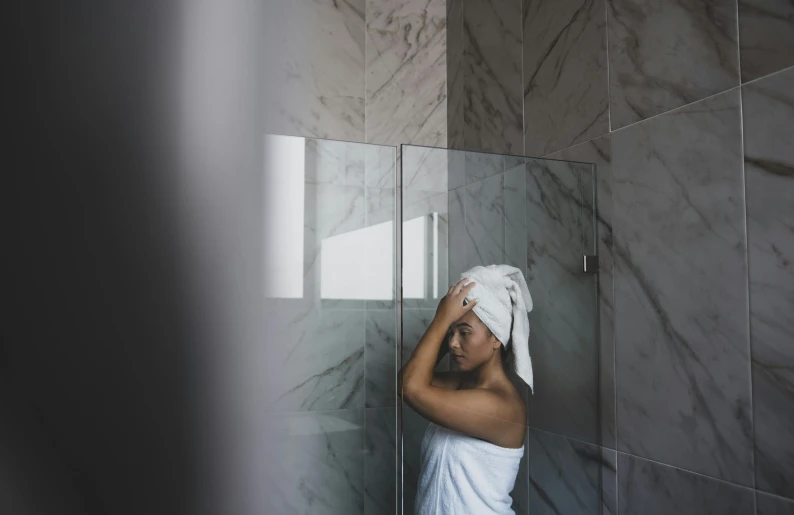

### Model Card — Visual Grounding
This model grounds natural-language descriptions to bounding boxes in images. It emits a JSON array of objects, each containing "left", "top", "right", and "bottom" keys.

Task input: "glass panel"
[
  {"left": 261, "top": 134, "right": 398, "bottom": 514},
  {"left": 400, "top": 145, "right": 599, "bottom": 515}
]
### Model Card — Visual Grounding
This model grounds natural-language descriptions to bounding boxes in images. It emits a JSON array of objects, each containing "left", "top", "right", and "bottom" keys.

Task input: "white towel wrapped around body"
[{"left": 460, "top": 264, "right": 534, "bottom": 392}]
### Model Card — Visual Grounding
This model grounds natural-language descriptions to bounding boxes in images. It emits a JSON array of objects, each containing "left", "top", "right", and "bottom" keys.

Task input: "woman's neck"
[{"left": 459, "top": 355, "right": 506, "bottom": 389}]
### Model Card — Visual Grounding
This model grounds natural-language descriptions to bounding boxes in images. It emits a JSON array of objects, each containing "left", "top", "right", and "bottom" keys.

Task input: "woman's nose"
[{"left": 448, "top": 335, "right": 461, "bottom": 350}]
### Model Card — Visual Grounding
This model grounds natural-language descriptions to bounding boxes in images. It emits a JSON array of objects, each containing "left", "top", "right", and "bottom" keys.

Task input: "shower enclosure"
[{"left": 261, "top": 135, "right": 600, "bottom": 514}]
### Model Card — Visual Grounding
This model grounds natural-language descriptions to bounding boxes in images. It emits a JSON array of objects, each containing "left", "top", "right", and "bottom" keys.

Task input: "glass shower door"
[{"left": 399, "top": 145, "right": 599, "bottom": 515}]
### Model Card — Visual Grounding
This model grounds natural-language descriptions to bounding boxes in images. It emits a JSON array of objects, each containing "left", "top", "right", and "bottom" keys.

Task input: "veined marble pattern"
[
  {"left": 366, "top": 187, "right": 396, "bottom": 227},
  {"left": 463, "top": 0, "right": 524, "bottom": 154},
  {"left": 612, "top": 90, "right": 752, "bottom": 484},
  {"left": 525, "top": 158, "right": 599, "bottom": 445},
  {"left": 366, "top": 143, "right": 397, "bottom": 188},
  {"left": 528, "top": 430, "right": 604, "bottom": 515},
  {"left": 263, "top": 0, "right": 365, "bottom": 141},
  {"left": 464, "top": 150, "right": 504, "bottom": 185},
  {"left": 607, "top": 0, "right": 740, "bottom": 129},
  {"left": 617, "top": 453, "right": 754, "bottom": 515},
  {"left": 366, "top": 310, "right": 397, "bottom": 408},
  {"left": 549, "top": 134, "right": 616, "bottom": 449},
  {"left": 402, "top": 145, "right": 448, "bottom": 192},
  {"left": 447, "top": 0, "right": 465, "bottom": 150},
  {"left": 504, "top": 165, "right": 528, "bottom": 277},
  {"left": 739, "top": 0, "right": 794, "bottom": 82},
  {"left": 756, "top": 492, "right": 794, "bottom": 515},
  {"left": 265, "top": 409, "right": 365, "bottom": 514},
  {"left": 743, "top": 68, "right": 794, "bottom": 498},
  {"left": 364, "top": 407, "right": 397, "bottom": 514},
  {"left": 463, "top": 173, "right": 505, "bottom": 270},
  {"left": 448, "top": 186, "right": 469, "bottom": 282},
  {"left": 402, "top": 309, "right": 448, "bottom": 371},
  {"left": 523, "top": 0, "right": 609, "bottom": 156},
  {"left": 268, "top": 308, "right": 365, "bottom": 411},
  {"left": 365, "top": 0, "right": 447, "bottom": 147},
  {"left": 305, "top": 139, "right": 365, "bottom": 186}
]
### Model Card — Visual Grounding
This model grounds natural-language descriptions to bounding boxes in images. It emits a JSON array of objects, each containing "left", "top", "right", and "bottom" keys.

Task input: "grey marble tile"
[
  {"left": 366, "top": 310, "right": 397, "bottom": 408},
  {"left": 525, "top": 159, "right": 599, "bottom": 444},
  {"left": 756, "top": 492, "right": 794, "bottom": 515},
  {"left": 617, "top": 453, "right": 754, "bottom": 515},
  {"left": 602, "top": 448, "right": 617, "bottom": 515},
  {"left": 401, "top": 145, "right": 448, "bottom": 192},
  {"left": 463, "top": 173, "right": 505, "bottom": 269},
  {"left": 402, "top": 405, "right": 431, "bottom": 515},
  {"left": 265, "top": 409, "right": 365, "bottom": 514},
  {"left": 365, "top": 187, "right": 395, "bottom": 227},
  {"left": 607, "top": 0, "right": 740, "bottom": 129},
  {"left": 612, "top": 90, "right": 752, "bottom": 484},
  {"left": 268, "top": 308, "right": 366, "bottom": 411},
  {"left": 504, "top": 165, "right": 528, "bottom": 278},
  {"left": 364, "top": 407, "right": 397, "bottom": 514},
  {"left": 263, "top": 0, "right": 365, "bottom": 141},
  {"left": 743, "top": 68, "right": 794, "bottom": 498},
  {"left": 448, "top": 186, "right": 469, "bottom": 282},
  {"left": 305, "top": 139, "right": 364, "bottom": 186},
  {"left": 365, "top": 0, "right": 447, "bottom": 147},
  {"left": 366, "top": 143, "right": 397, "bottom": 188},
  {"left": 463, "top": 0, "right": 524, "bottom": 154},
  {"left": 402, "top": 309, "right": 448, "bottom": 371},
  {"left": 739, "top": 0, "right": 794, "bottom": 82},
  {"left": 551, "top": 135, "right": 616, "bottom": 450},
  {"left": 528, "top": 430, "right": 603, "bottom": 515},
  {"left": 523, "top": 0, "right": 609, "bottom": 156},
  {"left": 464, "top": 150, "right": 504, "bottom": 185},
  {"left": 447, "top": 0, "right": 465, "bottom": 150}
]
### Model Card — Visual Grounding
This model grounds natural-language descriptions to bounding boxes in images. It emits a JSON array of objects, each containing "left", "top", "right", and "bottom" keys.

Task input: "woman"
[{"left": 399, "top": 264, "right": 534, "bottom": 515}]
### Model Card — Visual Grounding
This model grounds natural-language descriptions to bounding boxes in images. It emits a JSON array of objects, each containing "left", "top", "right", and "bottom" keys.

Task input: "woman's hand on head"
[{"left": 435, "top": 279, "right": 477, "bottom": 327}]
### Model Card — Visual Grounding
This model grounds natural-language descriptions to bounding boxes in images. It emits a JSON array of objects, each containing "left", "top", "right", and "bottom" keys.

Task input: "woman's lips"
[{"left": 451, "top": 354, "right": 464, "bottom": 361}]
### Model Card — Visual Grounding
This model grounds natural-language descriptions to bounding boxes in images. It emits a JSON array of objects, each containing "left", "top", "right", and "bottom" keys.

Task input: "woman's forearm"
[{"left": 401, "top": 317, "right": 450, "bottom": 392}]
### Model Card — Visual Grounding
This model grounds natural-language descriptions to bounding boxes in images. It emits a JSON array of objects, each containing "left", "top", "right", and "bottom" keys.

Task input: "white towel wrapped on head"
[{"left": 460, "top": 264, "right": 534, "bottom": 392}]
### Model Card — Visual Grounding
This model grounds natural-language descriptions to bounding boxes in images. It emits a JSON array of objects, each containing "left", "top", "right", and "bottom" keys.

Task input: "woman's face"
[{"left": 447, "top": 310, "right": 501, "bottom": 371}]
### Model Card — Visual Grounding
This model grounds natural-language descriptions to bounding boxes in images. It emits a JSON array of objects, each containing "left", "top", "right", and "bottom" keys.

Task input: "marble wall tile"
[
  {"left": 525, "top": 159, "right": 599, "bottom": 444},
  {"left": 268, "top": 308, "right": 366, "bottom": 411},
  {"left": 366, "top": 310, "right": 397, "bottom": 408},
  {"left": 756, "top": 493, "right": 794, "bottom": 515},
  {"left": 447, "top": 0, "right": 465, "bottom": 150},
  {"left": 743, "top": 68, "right": 794, "bottom": 498},
  {"left": 738, "top": 0, "right": 794, "bottom": 82},
  {"left": 463, "top": 173, "right": 505, "bottom": 269},
  {"left": 504, "top": 165, "right": 528, "bottom": 277},
  {"left": 265, "top": 409, "right": 365, "bottom": 514},
  {"left": 365, "top": 0, "right": 447, "bottom": 147},
  {"left": 448, "top": 186, "right": 469, "bottom": 282},
  {"left": 366, "top": 143, "right": 397, "bottom": 188},
  {"left": 612, "top": 90, "right": 752, "bottom": 484},
  {"left": 617, "top": 453, "right": 754, "bottom": 515},
  {"left": 364, "top": 407, "right": 397, "bottom": 514},
  {"left": 366, "top": 187, "right": 396, "bottom": 227},
  {"left": 263, "top": 0, "right": 365, "bottom": 141},
  {"left": 607, "top": 0, "right": 740, "bottom": 129},
  {"left": 602, "top": 448, "right": 617, "bottom": 515},
  {"left": 402, "top": 309, "right": 448, "bottom": 370},
  {"left": 305, "top": 139, "right": 365, "bottom": 186},
  {"left": 550, "top": 135, "right": 616, "bottom": 449},
  {"left": 463, "top": 0, "right": 524, "bottom": 154},
  {"left": 523, "top": 0, "right": 609, "bottom": 156},
  {"left": 528, "top": 429, "right": 603, "bottom": 515},
  {"left": 402, "top": 145, "right": 448, "bottom": 192},
  {"left": 464, "top": 151, "right": 505, "bottom": 185}
]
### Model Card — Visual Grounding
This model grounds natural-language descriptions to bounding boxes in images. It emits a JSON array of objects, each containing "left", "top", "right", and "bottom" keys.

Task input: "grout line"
[
  {"left": 737, "top": 51, "right": 757, "bottom": 492},
  {"left": 521, "top": 0, "right": 526, "bottom": 158}
]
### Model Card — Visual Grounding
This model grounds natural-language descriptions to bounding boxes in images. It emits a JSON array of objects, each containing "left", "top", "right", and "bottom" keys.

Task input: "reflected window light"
[
  {"left": 263, "top": 134, "right": 304, "bottom": 299},
  {"left": 403, "top": 215, "right": 428, "bottom": 299},
  {"left": 321, "top": 221, "right": 394, "bottom": 300}
]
